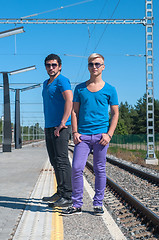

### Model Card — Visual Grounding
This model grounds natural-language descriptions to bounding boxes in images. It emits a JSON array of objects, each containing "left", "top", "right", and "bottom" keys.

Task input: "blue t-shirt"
[
  {"left": 42, "top": 74, "right": 72, "bottom": 128},
  {"left": 73, "top": 81, "right": 118, "bottom": 135}
]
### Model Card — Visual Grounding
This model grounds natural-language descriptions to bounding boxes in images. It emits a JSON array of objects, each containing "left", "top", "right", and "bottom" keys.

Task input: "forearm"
[
  {"left": 71, "top": 110, "right": 78, "bottom": 133},
  {"left": 107, "top": 106, "right": 119, "bottom": 138},
  {"left": 71, "top": 106, "right": 82, "bottom": 144},
  {"left": 61, "top": 100, "right": 73, "bottom": 125}
]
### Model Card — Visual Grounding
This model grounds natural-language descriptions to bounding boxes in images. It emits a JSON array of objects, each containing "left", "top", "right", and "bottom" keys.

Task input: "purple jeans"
[{"left": 72, "top": 134, "right": 109, "bottom": 208}]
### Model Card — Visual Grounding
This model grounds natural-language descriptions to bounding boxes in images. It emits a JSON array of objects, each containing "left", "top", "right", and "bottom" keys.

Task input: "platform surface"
[{"left": 0, "top": 142, "right": 126, "bottom": 240}]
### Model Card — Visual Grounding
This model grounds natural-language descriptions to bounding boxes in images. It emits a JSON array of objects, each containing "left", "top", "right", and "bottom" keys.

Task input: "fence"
[
  {"left": 1, "top": 121, "right": 159, "bottom": 153},
  {"left": 21, "top": 125, "right": 45, "bottom": 142},
  {"left": 0, "top": 123, "right": 45, "bottom": 146},
  {"left": 110, "top": 134, "right": 159, "bottom": 152}
]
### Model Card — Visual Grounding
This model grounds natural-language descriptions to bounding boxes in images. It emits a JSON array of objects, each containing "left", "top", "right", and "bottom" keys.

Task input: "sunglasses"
[
  {"left": 88, "top": 62, "right": 104, "bottom": 68},
  {"left": 45, "top": 63, "right": 58, "bottom": 68}
]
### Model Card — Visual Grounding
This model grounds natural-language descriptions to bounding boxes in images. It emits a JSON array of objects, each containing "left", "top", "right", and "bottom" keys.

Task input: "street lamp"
[
  {"left": 9, "top": 66, "right": 36, "bottom": 75},
  {"left": 0, "top": 27, "right": 24, "bottom": 38},
  {"left": 20, "top": 83, "right": 41, "bottom": 92},
  {"left": 0, "top": 66, "right": 36, "bottom": 152}
]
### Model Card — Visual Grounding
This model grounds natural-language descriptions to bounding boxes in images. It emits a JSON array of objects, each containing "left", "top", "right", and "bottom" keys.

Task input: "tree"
[
  {"left": 132, "top": 94, "right": 147, "bottom": 134},
  {"left": 119, "top": 101, "right": 135, "bottom": 134},
  {"left": 114, "top": 94, "right": 159, "bottom": 135},
  {"left": 116, "top": 101, "right": 137, "bottom": 135},
  {"left": 154, "top": 99, "right": 159, "bottom": 133},
  {"left": 114, "top": 117, "right": 128, "bottom": 135},
  {"left": 0, "top": 118, "right": 2, "bottom": 134}
]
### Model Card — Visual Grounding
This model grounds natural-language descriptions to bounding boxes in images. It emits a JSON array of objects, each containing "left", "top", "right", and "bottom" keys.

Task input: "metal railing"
[{"left": 0, "top": 124, "right": 45, "bottom": 145}]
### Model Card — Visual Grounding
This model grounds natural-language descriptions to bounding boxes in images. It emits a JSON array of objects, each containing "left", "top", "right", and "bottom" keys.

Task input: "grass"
[{"left": 107, "top": 146, "right": 159, "bottom": 171}]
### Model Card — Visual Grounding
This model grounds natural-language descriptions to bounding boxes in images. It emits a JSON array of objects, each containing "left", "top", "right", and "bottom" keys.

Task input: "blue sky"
[{"left": 0, "top": 0, "right": 159, "bottom": 127}]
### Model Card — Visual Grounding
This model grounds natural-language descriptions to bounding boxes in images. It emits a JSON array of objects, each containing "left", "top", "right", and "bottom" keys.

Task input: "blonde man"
[{"left": 63, "top": 53, "right": 119, "bottom": 215}]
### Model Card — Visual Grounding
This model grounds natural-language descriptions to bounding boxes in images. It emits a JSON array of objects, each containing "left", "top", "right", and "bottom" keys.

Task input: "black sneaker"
[
  {"left": 94, "top": 206, "right": 104, "bottom": 215},
  {"left": 42, "top": 193, "right": 60, "bottom": 202},
  {"left": 48, "top": 197, "right": 72, "bottom": 208},
  {"left": 61, "top": 206, "right": 82, "bottom": 215}
]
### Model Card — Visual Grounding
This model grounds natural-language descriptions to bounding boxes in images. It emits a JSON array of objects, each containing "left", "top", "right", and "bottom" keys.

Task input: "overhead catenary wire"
[
  {"left": 64, "top": 54, "right": 87, "bottom": 58},
  {"left": 21, "top": 0, "right": 93, "bottom": 19},
  {"left": 77, "top": 0, "right": 121, "bottom": 83},
  {"left": 94, "top": 0, "right": 121, "bottom": 51},
  {"left": 75, "top": 0, "right": 110, "bottom": 82}
]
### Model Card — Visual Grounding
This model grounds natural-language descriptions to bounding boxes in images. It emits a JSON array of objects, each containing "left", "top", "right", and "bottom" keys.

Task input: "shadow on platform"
[{"left": 0, "top": 196, "right": 52, "bottom": 212}]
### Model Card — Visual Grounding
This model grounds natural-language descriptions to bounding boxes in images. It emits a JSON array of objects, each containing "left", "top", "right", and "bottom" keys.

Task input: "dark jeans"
[{"left": 45, "top": 126, "right": 72, "bottom": 199}]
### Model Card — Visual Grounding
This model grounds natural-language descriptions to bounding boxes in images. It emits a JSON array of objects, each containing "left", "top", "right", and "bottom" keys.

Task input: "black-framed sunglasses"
[
  {"left": 45, "top": 63, "right": 58, "bottom": 68},
  {"left": 88, "top": 62, "right": 104, "bottom": 68}
]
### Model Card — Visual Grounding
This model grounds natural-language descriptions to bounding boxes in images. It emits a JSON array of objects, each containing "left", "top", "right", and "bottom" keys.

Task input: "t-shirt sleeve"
[
  {"left": 109, "top": 87, "right": 119, "bottom": 105},
  {"left": 73, "top": 85, "right": 80, "bottom": 102},
  {"left": 58, "top": 77, "right": 72, "bottom": 93}
]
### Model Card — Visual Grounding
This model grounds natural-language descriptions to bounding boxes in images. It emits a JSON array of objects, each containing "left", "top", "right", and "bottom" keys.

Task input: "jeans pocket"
[
  {"left": 98, "top": 133, "right": 103, "bottom": 141},
  {"left": 79, "top": 134, "right": 90, "bottom": 142},
  {"left": 79, "top": 135, "right": 83, "bottom": 141}
]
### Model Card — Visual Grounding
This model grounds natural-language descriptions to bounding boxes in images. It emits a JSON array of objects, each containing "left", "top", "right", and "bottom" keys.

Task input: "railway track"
[{"left": 68, "top": 144, "right": 159, "bottom": 240}]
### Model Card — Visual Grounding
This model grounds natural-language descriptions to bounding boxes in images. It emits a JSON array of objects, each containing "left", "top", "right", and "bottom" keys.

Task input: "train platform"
[{"left": 0, "top": 141, "right": 126, "bottom": 240}]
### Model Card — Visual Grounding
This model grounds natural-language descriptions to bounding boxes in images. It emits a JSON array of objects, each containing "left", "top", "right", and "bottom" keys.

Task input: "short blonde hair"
[{"left": 88, "top": 53, "right": 104, "bottom": 63}]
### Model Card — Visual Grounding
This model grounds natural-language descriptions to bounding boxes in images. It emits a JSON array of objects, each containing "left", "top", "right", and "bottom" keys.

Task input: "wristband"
[
  {"left": 72, "top": 131, "right": 78, "bottom": 135},
  {"left": 107, "top": 133, "right": 112, "bottom": 139}
]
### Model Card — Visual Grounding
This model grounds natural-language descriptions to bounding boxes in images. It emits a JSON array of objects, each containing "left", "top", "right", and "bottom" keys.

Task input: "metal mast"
[{"left": 145, "top": 0, "right": 157, "bottom": 163}]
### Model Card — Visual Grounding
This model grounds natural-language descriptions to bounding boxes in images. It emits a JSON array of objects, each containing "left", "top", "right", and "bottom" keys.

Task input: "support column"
[
  {"left": 145, "top": 0, "right": 158, "bottom": 164},
  {"left": 3, "top": 73, "right": 12, "bottom": 152},
  {"left": 14, "top": 89, "right": 22, "bottom": 149}
]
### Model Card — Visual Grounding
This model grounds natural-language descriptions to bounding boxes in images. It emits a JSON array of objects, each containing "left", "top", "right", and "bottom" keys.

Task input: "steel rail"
[
  {"left": 68, "top": 146, "right": 159, "bottom": 229},
  {"left": 106, "top": 176, "right": 159, "bottom": 228},
  {"left": 86, "top": 160, "right": 159, "bottom": 230},
  {"left": 69, "top": 144, "right": 159, "bottom": 184},
  {"left": 107, "top": 157, "right": 159, "bottom": 184}
]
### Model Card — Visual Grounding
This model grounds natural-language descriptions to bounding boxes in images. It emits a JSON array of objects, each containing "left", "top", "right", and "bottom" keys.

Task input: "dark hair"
[{"left": 44, "top": 54, "right": 62, "bottom": 66}]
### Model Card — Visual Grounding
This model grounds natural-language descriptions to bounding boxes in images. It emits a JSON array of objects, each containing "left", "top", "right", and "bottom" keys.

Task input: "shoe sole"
[
  {"left": 61, "top": 211, "right": 82, "bottom": 215},
  {"left": 47, "top": 199, "right": 60, "bottom": 203},
  {"left": 94, "top": 212, "right": 104, "bottom": 216},
  {"left": 43, "top": 199, "right": 59, "bottom": 202}
]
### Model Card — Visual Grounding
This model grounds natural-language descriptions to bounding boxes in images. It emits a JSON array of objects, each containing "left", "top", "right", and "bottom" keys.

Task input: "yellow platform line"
[{"left": 51, "top": 174, "right": 64, "bottom": 240}]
